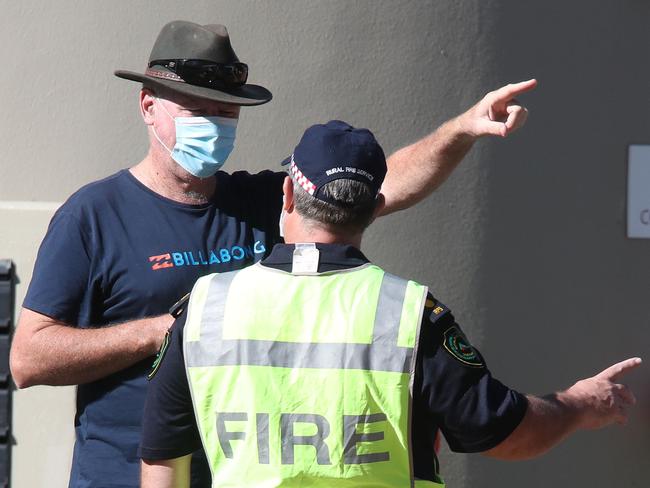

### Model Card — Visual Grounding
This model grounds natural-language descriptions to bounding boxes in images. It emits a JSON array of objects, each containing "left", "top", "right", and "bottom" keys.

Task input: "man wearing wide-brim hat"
[{"left": 10, "top": 20, "right": 535, "bottom": 488}]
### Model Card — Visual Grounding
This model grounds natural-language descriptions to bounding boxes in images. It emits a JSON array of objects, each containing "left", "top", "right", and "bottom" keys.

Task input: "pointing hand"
[
  {"left": 562, "top": 357, "right": 642, "bottom": 430},
  {"left": 460, "top": 79, "right": 537, "bottom": 138}
]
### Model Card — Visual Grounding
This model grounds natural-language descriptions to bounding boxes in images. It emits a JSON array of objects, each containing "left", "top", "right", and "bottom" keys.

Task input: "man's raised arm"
[{"left": 380, "top": 79, "right": 537, "bottom": 215}]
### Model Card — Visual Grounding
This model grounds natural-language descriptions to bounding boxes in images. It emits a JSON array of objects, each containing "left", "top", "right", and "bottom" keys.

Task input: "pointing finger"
[
  {"left": 597, "top": 357, "right": 642, "bottom": 381},
  {"left": 491, "top": 79, "right": 538, "bottom": 103}
]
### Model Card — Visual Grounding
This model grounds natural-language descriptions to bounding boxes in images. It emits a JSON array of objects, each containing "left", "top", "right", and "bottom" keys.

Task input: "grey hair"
[{"left": 292, "top": 178, "right": 379, "bottom": 233}]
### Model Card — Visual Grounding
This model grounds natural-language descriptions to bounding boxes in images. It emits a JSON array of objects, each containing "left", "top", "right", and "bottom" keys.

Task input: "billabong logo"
[
  {"left": 148, "top": 241, "right": 266, "bottom": 271},
  {"left": 149, "top": 254, "right": 174, "bottom": 270}
]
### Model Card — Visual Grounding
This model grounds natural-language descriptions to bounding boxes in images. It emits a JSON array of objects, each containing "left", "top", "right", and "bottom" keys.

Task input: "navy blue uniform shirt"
[
  {"left": 23, "top": 169, "right": 285, "bottom": 488},
  {"left": 140, "top": 243, "right": 528, "bottom": 482}
]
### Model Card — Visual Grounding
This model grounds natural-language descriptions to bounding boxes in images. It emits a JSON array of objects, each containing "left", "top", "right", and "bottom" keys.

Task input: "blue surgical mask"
[{"left": 153, "top": 99, "right": 238, "bottom": 178}]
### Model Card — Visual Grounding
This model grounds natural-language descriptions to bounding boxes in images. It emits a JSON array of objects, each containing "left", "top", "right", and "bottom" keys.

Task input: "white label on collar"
[{"left": 292, "top": 243, "right": 320, "bottom": 274}]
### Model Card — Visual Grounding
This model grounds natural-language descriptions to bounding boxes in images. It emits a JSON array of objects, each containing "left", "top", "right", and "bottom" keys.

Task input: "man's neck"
[
  {"left": 284, "top": 226, "right": 362, "bottom": 249},
  {"left": 130, "top": 153, "right": 217, "bottom": 205}
]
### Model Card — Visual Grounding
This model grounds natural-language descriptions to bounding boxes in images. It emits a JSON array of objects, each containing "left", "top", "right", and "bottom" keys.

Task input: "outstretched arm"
[
  {"left": 380, "top": 79, "right": 537, "bottom": 215},
  {"left": 484, "top": 357, "right": 642, "bottom": 460}
]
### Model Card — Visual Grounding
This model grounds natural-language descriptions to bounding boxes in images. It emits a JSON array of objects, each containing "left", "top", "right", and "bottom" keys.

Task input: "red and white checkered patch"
[{"left": 289, "top": 156, "right": 316, "bottom": 195}]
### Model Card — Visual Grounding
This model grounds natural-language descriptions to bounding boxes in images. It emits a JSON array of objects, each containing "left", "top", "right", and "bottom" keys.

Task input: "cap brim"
[
  {"left": 280, "top": 155, "right": 292, "bottom": 166},
  {"left": 114, "top": 70, "right": 272, "bottom": 106}
]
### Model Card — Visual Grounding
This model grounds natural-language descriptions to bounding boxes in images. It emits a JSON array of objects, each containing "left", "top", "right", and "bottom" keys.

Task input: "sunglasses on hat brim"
[{"left": 149, "top": 59, "right": 249, "bottom": 88}]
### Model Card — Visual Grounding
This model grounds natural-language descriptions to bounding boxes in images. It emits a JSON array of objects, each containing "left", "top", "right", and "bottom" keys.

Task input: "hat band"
[
  {"left": 289, "top": 158, "right": 316, "bottom": 196},
  {"left": 145, "top": 68, "right": 186, "bottom": 83}
]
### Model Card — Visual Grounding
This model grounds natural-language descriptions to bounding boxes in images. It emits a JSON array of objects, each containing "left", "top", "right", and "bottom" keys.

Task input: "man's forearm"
[
  {"left": 483, "top": 394, "right": 580, "bottom": 460},
  {"left": 380, "top": 80, "right": 536, "bottom": 215},
  {"left": 381, "top": 116, "right": 475, "bottom": 214},
  {"left": 141, "top": 456, "right": 191, "bottom": 488},
  {"left": 484, "top": 357, "right": 640, "bottom": 460},
  {"left": 10, "top": 308, "right": 172, "bottom": 387}
]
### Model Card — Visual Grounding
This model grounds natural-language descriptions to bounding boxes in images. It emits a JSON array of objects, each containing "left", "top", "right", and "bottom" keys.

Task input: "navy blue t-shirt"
[
  {"left": 23, "top": 169, "right": 285, "bottom": 488},
  {"left": 139, "top": 243, "right": 528, "bottom": 483}
]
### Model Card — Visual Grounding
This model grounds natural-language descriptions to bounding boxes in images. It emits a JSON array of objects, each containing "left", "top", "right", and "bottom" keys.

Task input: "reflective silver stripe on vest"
[
  {"left": 199, "top": 270, "right": 238, "bottom": 343},
  {"left": 185, "top": 270, "right": 413, "bottom": 373},
  {"left": 372, "top": 272, "right": 407, "bottom": 346}
]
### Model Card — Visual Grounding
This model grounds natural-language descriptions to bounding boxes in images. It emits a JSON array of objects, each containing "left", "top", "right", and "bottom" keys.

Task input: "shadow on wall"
[{"left": 469, "top": 2, "right": 650, "bottom": 488}]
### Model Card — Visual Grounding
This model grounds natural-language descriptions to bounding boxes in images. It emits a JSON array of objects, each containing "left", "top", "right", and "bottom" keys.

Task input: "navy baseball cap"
[{"left": 281, "top": 120, "right": 387, "bottom": 205}]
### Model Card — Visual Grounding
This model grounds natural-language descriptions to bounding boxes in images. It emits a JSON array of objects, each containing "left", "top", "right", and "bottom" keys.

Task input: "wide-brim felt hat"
[{"left": 115, "top": 21, "right": 272, "bottom": 106}]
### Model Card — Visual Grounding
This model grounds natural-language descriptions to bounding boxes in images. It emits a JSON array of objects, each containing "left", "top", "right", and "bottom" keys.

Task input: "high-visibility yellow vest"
[{"left": 183, "top": 262, "right": 444, "bottom": 487}]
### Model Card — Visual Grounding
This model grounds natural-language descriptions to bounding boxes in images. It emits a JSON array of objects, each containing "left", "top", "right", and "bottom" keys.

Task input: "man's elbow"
[
  {"left": 10, "top": 346, "right": 39, "bottom": 389},
  {"left": 10, "top": 309, "right": 57, "bottom": 388}
]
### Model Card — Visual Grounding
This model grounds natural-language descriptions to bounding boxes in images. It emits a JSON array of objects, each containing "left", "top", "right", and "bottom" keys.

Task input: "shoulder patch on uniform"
[
  {"left": 442, "top": 326, "right": 484, "bottom": 368},
  {"left": 148, "top": 330, "right": 171, "bottom": 380}
]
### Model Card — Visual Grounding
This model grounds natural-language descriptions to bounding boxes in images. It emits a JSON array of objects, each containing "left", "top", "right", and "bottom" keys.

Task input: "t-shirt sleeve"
[
  {"left": 247, "top": 169, "right": 285, "bottom": 210},
  {"left": 22, "top": 210, "right": 97, "bottom": 326},
  {"left": 139, "top": 310, "right": 202, "bottom": 460},
  {"left": 226, "top": 170, "right": 285, "bottom": 234},
  {"left": 414, "top": 294, "right": 528, "bottom": 453}
]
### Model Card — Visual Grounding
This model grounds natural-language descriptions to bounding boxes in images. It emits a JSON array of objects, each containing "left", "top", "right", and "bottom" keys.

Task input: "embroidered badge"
[
  {"left": 443, "top": 326, "right": 483, "bottom": 367},
  {"left": 148, "top": 330, "right": 171, "bottom": 380}
]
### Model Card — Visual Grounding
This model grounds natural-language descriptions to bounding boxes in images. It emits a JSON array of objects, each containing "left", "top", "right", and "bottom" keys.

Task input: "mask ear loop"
[
  {"left": 151, "top": 97, "right": 175, "bottom": 154},
  {"left": 279, "top": 195, "right": 287, "bottom": 238},
  {"left": 155, "top": 97, "right": 175, "bottom": 119}
]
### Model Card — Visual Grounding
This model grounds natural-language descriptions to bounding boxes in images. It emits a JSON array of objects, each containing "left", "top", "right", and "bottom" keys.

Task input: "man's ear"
[
  {"left": 282, "top": 176, "right": 295, "bottom": 211},
  {"left": 140, "top": 88, "right": 156, "bottom": 125}
]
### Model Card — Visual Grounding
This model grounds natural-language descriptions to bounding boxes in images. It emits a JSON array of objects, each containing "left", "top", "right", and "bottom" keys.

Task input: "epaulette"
[
  {"left": 424, "top": 295, "right": 484, "bottom": 368},
  {"left": 423, "top": 295, "right": 450, "bottom": 325}
]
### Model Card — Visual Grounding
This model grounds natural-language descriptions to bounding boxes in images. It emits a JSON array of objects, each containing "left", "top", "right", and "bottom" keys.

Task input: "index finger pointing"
[
  {"left": 597, "top": 357, "right": 643, "bottom": 381},
  {"left": 491, "top": 79, "right": 538, "bottom": 102}
]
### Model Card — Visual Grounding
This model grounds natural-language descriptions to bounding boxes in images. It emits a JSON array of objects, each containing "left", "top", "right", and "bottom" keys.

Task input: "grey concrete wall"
[
  {"left": 0, "top": 203, "right": 75, "bottom": 488},
  {"left": 467, "top": 3, "right": 650, "bottom": 486},
  {"left": 0, "top": 1, "right": 647, "bottom": 487}
]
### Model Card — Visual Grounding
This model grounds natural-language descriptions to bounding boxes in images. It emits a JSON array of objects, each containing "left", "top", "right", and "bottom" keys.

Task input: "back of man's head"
[{"left": 283, "top": 120, "right": 387, "bottom": 235}]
